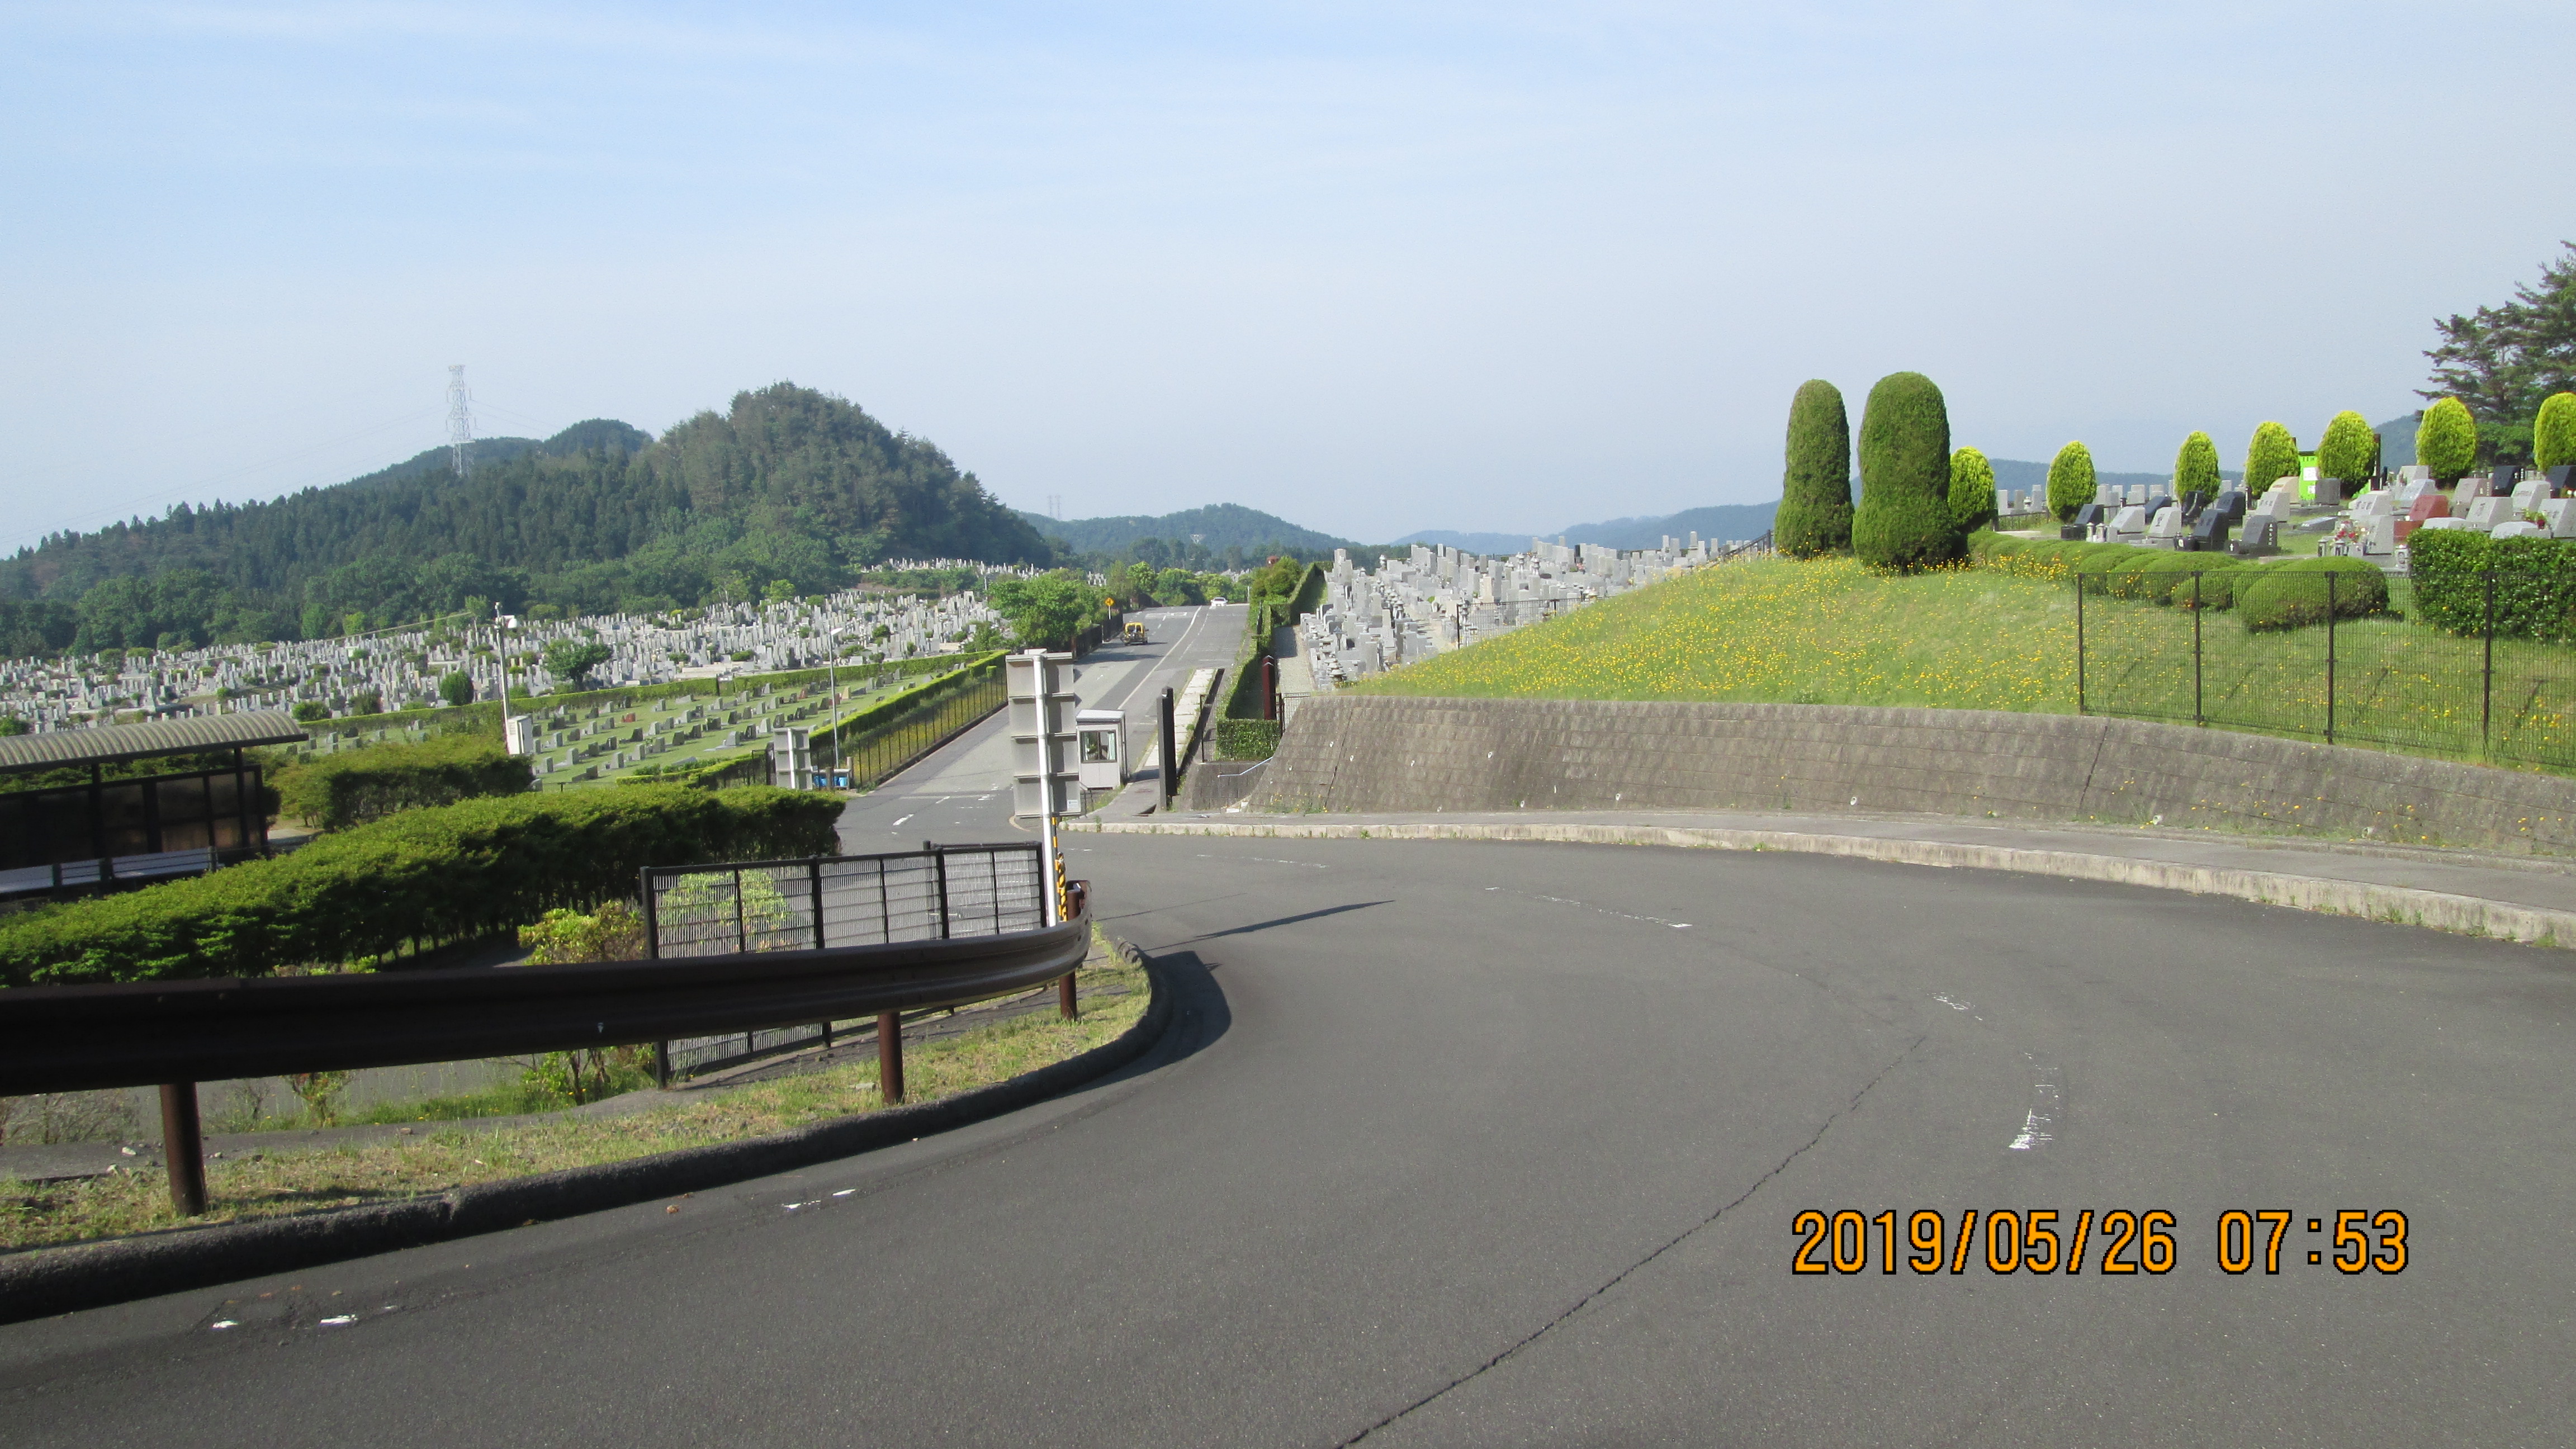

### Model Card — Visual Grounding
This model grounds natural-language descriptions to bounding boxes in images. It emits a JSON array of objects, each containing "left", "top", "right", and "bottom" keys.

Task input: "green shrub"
[
  {"left": 2417, "top": 397, "right": 2478, "bottom": 483},
  {"left": 2536, "top": 392, "right": 2576, "bottom": 472},
  {"left": 2316, "top": 410, "right": 2379, "bottom": 488},
  {"left": 273, "top": 733, "right": 533, "bottom": 831},
  {"left": 0, "top": 785, "right": 840, "bottom": 989},
  {"left": 1947, "top": 446, "right": 1997, "bottom": 534},
  {"left": 1212, "top": 717, "right": 1282, "bottom": 760},
  {"left": 2236, "top": 557, "right": 2389, "bottom": 632},
  {"left": 2161, "top": 556, "right": 2247, "bottom": 610},
  {"left": 2045, "top": 441, "right": 2096, "bottom": 521},
  {"left": 1776, "top": 380, "right": 1853, "bottom": 558},
  {"left": 2243, "top": 421, "right": 2302, "bottom": 496},
  {"left": 1851, "top": 372, "right": 1958, "bottom": 570},
  {"left": 2407, "top": 530, "right": 2576, "bottom": 640},
  {"left": 2173, "top": 431, "right": 2223, "bottom": 502}
]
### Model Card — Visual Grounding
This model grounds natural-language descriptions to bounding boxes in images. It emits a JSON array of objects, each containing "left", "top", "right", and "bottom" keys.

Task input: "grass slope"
[
  {"left": 1344, "top": 555, "right": 2576, "bottom": 772},
  {"left": 1348, "top": 556, "right": 2075, "bottom": 712}
]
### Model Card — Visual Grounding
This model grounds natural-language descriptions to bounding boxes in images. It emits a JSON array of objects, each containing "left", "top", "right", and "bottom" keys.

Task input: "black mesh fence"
[{"left": 2075, "top": 570, "right": 2576, "bottom": 771}]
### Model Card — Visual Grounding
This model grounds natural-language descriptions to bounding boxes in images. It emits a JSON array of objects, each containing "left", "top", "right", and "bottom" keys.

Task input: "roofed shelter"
[{"left": 0, "top": 712, "right": 308, "bottom": 901}]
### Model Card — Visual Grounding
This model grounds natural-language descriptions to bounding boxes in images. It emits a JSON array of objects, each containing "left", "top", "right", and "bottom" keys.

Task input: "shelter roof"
[{"left": 0, "top": 712, "right": 309, "bottom": 774}]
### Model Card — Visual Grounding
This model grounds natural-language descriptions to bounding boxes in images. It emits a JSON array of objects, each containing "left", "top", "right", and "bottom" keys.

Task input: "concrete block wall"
[{"left": 1252, "top": 696, "right": 2576, "bottom": 855}]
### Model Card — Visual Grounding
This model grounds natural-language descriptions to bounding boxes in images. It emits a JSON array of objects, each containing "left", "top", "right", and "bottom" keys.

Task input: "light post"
[{"left": 825, "top": 628, "right": 845, "bottom": 789}]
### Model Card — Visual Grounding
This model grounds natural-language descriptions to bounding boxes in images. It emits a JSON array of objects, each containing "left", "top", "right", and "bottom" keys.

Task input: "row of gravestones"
[{"left": 2054, "top": 465, "right": 2576, "bottom": 563}]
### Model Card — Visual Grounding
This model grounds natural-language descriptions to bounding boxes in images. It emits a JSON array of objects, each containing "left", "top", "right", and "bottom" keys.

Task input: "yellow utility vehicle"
[{"left": 1122, "top": 622, "right": 1150, "bottom": 645}]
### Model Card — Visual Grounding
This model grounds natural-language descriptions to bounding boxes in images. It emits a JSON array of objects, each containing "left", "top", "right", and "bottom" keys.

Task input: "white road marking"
[
  {"left": 1480, "top": 884, "right": 1689, "bottom": 929},
  {"left": 889, "top": 815, "right": 912, "bottom": 830}
]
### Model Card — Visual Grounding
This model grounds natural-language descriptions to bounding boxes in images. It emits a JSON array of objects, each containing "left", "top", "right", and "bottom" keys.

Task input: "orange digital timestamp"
[{"left": 1791, "top": 1209, "right": 2409, "bottom": 1275}]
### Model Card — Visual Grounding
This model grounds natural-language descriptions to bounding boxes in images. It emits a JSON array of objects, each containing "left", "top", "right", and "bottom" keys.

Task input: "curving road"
[{"left": 7, "top": 812, "right": 2576, "bottom": 1442}]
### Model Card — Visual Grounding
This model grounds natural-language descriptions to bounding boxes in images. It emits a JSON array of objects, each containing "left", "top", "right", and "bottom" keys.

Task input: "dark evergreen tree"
[
  {"left": 1851, "top": 372, "right": 1958, "bottom": 569},
  {"left": 1775, "top": 380, "right": 1852, "bottom": 558}
]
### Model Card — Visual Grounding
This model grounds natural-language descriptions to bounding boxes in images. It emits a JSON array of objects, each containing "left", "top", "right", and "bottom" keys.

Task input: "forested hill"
[
  {"left": 1, "top": 385, "right": 1051, "bottom": 653},
  {"left": 1017, "top": 503, "right": 1363, "bottom": 560}
]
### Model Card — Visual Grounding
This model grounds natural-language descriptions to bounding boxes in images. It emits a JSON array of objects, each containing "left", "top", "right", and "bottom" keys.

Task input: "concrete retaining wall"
[{"left": 1252, "top": 697, "right": 2576, "bottom": 856}]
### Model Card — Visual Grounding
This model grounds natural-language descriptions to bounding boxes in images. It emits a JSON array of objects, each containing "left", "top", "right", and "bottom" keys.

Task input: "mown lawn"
[{"left": 1345, "top": 555, "right": 2576, "bottom": 773}]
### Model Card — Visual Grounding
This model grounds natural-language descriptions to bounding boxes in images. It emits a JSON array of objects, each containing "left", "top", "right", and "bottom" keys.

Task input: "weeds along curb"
[
  {"left": 1085, "top": 818, "right": 2576, "bottom": 950},
  {"left": 0, "top": 938, "right": 1168, "bottom": 1325}
]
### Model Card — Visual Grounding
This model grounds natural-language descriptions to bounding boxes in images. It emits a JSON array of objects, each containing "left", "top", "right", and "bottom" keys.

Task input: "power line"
[{"left": 446, "top": 365, "right": 475, "bottom": 479}]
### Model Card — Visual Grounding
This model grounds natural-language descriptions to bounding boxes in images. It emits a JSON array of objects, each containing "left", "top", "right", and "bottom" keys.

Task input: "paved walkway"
[{"left": 1077, "top": 806, "right": 2576, "bottom": 949}]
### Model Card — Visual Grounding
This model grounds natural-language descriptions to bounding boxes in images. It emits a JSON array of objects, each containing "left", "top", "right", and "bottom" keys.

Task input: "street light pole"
[{"left": 825, "top": 629, "right": 844, "bottom": 788}]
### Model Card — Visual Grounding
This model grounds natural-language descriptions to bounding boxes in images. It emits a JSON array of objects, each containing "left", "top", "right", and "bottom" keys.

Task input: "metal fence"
[
  {"left": 2075, "top": 569, "right": 2576, "bottom": 770},
  {"left": 641, "top": 842, "right": 1048, "bottom": 1078},
  {"left": 827, "top": 667, "right": 1009, "bottom": 792}
]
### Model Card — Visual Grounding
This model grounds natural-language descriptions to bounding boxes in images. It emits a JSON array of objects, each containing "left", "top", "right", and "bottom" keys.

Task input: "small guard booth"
[
  {"left": 0, "top": 711, "right": 307, "bottom": 902},
  {"left": 1075, "top": 708, "right": 1126, "bottom": 793}
]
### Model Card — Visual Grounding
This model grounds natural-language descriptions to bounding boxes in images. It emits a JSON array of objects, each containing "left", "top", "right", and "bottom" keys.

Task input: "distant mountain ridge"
[{"left": 1017, "top": 503, "right": 1364, "bottom": 558}]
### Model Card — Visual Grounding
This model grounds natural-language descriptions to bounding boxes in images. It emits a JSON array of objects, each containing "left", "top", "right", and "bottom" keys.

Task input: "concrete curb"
[
  {"left": 1082, "top": 818, "right": 2576, "bottom": 949},
  {"left": 0, "top": 940, "right": 1170, "bottom": 1325}
]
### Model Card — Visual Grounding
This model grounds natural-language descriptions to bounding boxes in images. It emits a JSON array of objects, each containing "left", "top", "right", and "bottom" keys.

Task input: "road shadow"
[{"left": 1177, "top": 899, "right": 1391, "bottom": 944}]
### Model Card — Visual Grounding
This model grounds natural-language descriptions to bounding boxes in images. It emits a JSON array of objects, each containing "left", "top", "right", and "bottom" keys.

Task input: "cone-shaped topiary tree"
[
  {"left": 2173, "top": 431, "right": 2222, "bottom": 503},
  {"left": 2316, "top": 410, "right": 2379, "bottom": 489},
  {"left": 2535, "top": 392, "right": 2576, "bottom": 472},
  {"left": 1851, "top": 372, "right": 1958, "bottom": 569},
  {"left": 1947, "top": 446, "right": 1997, "bottom": 533},
  {"left": 2417, "top": 398, "right": 2478, "bottom": 484},
  {"left": 2046, "top": 441, "right": 2097, "bottom": 520},
  {"left": 1775, "top": 380, "right": 1853, "bottom": 558},
  {"left": 2243, "top": 421, "right": 2302, "bottom": 495}
]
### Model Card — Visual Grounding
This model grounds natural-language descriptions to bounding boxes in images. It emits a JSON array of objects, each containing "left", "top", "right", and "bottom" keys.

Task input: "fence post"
[
  {"left": 159, "top": 1082, "right": 206, "bottom": 1216},
  {"left": 933, "top": 844, "right": 953, "bottom": 939},
  {"left": 1160, "top": 685, "right": 1177, "bottom": 810},
  {"left": 731, "top": 866, "right": 749, "bottom": 951},
  {"left": 2483, "top": 570, "right": 2496, "bottom": 753},
  {"left": 877, "top": 1011, "right": 905, "bottom": 1102},
  {"left": 2192, "top": 572, "right": 2204, "bottom": 725},
  {"left": 809, "top": 858, "right": 826, "bottom": 950},
  {"left": 2325, "top": 572, "right": 2336, "bottom": 745},
  {"left": 2075, "top": 575, "right": 2086, "bottom": 716},
  {"left": 641, "top": 866, "right": 669, "bottom": 1084},
  {"left": 1059, "top": 972, "right": 1078, "bottom": 1019}
]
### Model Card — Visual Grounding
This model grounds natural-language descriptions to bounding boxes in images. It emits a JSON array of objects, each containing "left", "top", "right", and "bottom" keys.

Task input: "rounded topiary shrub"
[
  {"left": 2243, "top": 420, "right": 2302, "bottom": 496},
  {"left": 2417, "top": 397, "right": 2478, "bottom": 484},
  {"left": 1851, "top": 372, "right": 1959, "bottom": 570},
  {"left": 1948, "top": 446, "right": 1998, "bottom": 534},
  {"left": 2161, "top": 556, "right": 2247, "bottom": 610},
  {"left": 2236, "top": 557, "right": 2389, "bottom": 632},
  {"left": 2537, "top": 392, "right": 2576, "bottom": 472},
  {"left": 2173, "top": 431, "right": 2223, "bottom": 502},
  {"left": 2316, "top": 410, "right": 2379, "bottom": 489},
  {"left": 1777, "top": 380, "right": 1853, "bottom": 558},
  {"left": 2045, "top": 441, "right": 2097, "bottom": 520}
]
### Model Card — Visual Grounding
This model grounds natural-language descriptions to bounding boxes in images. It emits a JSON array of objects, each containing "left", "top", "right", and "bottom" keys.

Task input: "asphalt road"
[
  {"left": 7, "top": 784, "right": 2575, "bottom": 1442},
  {"left": 831, "top": 602, "right": 1244, "bottom": 850}
]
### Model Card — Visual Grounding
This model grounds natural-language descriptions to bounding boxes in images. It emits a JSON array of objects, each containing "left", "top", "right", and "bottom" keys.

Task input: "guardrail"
[{"left": 0, "top": 847, "right": 1089, "bottom": 1217}]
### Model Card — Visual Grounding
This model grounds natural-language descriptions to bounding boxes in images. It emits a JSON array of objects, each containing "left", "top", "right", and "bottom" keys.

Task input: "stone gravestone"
[
  {"left": 2549, "top": 465, "right": 2574, "bottom": 491},
  {"left": 2063, "top": 502, "right": 2105, "bottom": 541},
  {"left": 2465, "top": 495, "right": 2516, "bottom": 531},
  {"left": 2105, "top": 505, "right": 2148, "bottom": 544},
  {"left": 2231, "top": 515, "right": 2280, "bottom": 557},
  {"left": 2187, "top": 508, "right": 2232, "bottom": 552},
  {"left": 2397, "top": 491, "right": 2449, "bottom": 542},
  {"left": 2456, "top": 475, "right": 2492, "bottom": 503},
  {"left": 2145, "top": 504, "right": 2187, "bottom": 549},
  {"left": 2363, "top": 514, "right": 2398, "bottom": 557},
  {"left": 2492, "top": 521, "right": 2545, "bottom": 539},
  {"left": 2096, "top": 484, "right": 2122, "bottom": 508},
  {"left": 2540, "top": 498, "right": 2576, "bottom": 538},
  {"left": 2511, "top": 477, "right": 2550, "bottom": 515}
]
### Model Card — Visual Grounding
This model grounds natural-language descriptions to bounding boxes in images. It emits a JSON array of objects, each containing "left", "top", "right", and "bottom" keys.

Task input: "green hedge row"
[
  {"left": 1212, "top": 718, "right": 1284, "bottom": 761},
  {"left": 1969, "top": 532, "right": 2386, "bottom": 629},
  {"left": 273, "top": 733, "right": 533, "bottom": 830},
  {"left": 2406, "top": 531, "right": 2576, "bottom": 641},
  {"left": 616, "top": 654, "right": 1007, "bottom": 790},
  {"left": 0, "top": 785, "right": 842, "bottom": 989},
  {"left": 310, "top": 652, "right": 979, "bottom": 741}
]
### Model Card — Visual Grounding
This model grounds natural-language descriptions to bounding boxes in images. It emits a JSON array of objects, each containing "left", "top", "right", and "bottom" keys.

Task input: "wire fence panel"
[
  {"left": 2074, "top": 569, "right": 2576, "bottom": 771},
  {"left": 640, "top": 842, "right": 1049, "bottom": 1079}
]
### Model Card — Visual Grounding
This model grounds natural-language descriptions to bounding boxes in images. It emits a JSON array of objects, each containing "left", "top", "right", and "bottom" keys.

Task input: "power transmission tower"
[
  {"left": 446, "top": 364, "right": 475, "bottom": 479},
  {"left": 1048, "top": 493, "right": 1062, "bottom": 520}
]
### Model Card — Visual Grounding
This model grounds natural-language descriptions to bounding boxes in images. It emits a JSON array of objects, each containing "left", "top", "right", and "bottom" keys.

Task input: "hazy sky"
[{"left": 5, "top": 2, "right": 2570, "bottom": 548}]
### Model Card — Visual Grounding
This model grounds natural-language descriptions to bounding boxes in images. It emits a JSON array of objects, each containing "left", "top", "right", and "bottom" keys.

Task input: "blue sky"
[{"left": 4, "top": 2, "right": 2570, "bottom": 547}]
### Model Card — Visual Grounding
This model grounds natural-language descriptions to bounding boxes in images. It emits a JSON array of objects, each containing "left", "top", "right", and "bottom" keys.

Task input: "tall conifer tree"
[{"left": 1851, "top": 372, "right": 1959, "bottom": 569}]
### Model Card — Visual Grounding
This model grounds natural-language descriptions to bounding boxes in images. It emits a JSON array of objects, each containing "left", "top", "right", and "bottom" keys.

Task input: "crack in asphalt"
[{"left": 1341, "top": 1033, "right": 1930, "bottom": 1446}]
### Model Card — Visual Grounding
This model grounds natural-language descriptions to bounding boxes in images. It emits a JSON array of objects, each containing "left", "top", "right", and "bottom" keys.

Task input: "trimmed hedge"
[
  {"left": 2243, "top": 420, "right": 2302, "bottom": 496},
  {"left": 1852, "top": 372, "right": 1959, "bottom": 570},
  {"left": 2408, "top": 530, "right": 2576, "bottom": 641},
  {"left": 273, "top": 733, "right": 533, "bottom": 831},
  {"left": 1777, "top": 380, "right": 1854, "bottom": 558},
  {"left": 1974, "top": 533, "right": 2248, "bottom": 606},
  {"left": 2537, "top": 392, "right": 2576, "bottom": 472},
  {"left": 2317, "top": 410, "right": 2379, "bottom": 489},
  {"left": 1948, "top": 446, "right": 1997, "bottom": 534},
  {"left": 2417, "top": 398, "right": 2477, "bottom": 484},
  {"left": 1213, "top": 718, "right": 1284, "bottom": 760},
  {"left": 2236, "top": 557, "right": 2389, "bottom": 633},
  {"left": 0, "top": 785, "right": 842, "bottom": 989},
  {"left": 2174, "top": 430, "right": 2223, "bottom": 502},
  {"left": 2045, "top": 442, "right": 2097, "bottom": 521}
]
